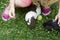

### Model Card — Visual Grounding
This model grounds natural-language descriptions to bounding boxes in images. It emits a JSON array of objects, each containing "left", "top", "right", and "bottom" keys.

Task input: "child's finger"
[
  {"left": 55, "top": 16, "right": 57, "bottom": 21},
  {"left": 58, "top": 17, "right": 60, "bottom": 25},
  {"left": 11, "top": 8, "right": 15, "bottom": 18},
  {"left": 9, "top": 12, "right": 15, "bottom": 19},
  {"left": 58, "top": 19, "right": 60, "bottom": 26}
]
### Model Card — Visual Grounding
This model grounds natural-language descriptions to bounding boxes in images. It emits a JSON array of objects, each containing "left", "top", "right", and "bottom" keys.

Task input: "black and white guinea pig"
[
  {"left": 25, "top": 4, "right": 41, "bottom": 26},
  {"left": 43, "top": 19, "right": 60, "bottom": 32}
]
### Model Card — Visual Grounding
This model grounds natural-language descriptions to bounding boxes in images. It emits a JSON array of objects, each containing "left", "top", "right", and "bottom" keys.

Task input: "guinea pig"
[{"left": 43, "top": 19, "right": 60, "bottom": 32}]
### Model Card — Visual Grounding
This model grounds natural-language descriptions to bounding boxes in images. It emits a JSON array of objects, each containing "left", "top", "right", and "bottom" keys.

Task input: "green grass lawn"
[{"left": 0, "top": 0, "right": 60, "bottom": 40}]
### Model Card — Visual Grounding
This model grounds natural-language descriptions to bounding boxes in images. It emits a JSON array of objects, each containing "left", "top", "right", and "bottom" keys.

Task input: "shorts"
[{"left": 32, "top": 0, "right": 58, "bottom": 8}]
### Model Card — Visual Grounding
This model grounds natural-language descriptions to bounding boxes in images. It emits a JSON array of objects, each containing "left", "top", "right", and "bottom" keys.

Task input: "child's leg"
[
  {"left": 40, "top": 0, "right": 58, "bottom": 15},
  {"left": 40, "top": 0, "right": 57, "bottom": 8}
]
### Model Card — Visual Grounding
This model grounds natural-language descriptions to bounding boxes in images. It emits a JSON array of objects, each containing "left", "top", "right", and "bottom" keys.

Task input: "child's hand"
[
  {"left": 55, "top": 11, "right": 60, "bottom": 26},
  {"left": 9, "top": 6, "right": 15, "bottom": 19},
  {"left": 9, "top": 0, "right": 15, "bottom": 19}
]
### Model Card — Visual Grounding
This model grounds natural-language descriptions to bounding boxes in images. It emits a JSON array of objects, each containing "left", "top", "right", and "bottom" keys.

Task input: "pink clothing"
[{"left": 21, "top": 0, "right": 32, "bottom": 6}]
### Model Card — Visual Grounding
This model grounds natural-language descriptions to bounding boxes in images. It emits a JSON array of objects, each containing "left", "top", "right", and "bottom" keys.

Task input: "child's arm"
[
  {"left": 9, "top": 0, "right": 15, "bottom": 18},
  {"left": 58, "top": 0, "right": 60, "bottom": 12},
  {"left": 55, "top": 0, "right": 60, "bottom": 25}
]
